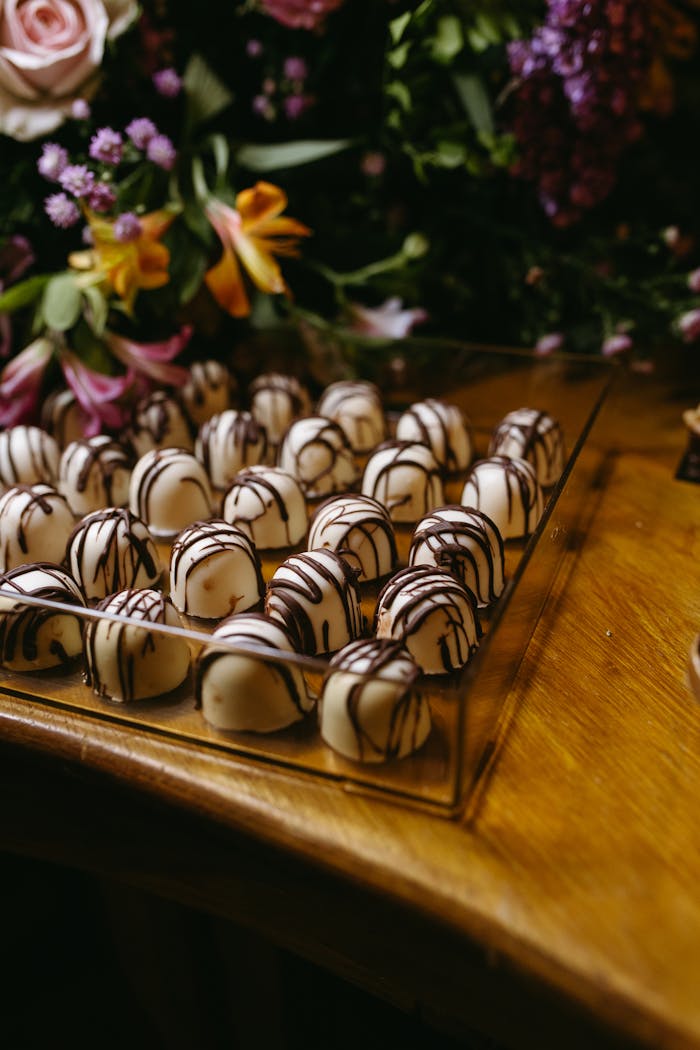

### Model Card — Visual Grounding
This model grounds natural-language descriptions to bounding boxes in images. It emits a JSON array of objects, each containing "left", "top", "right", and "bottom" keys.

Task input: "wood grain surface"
[{"left": 1, "top": 353, "right": 699, "bottom": 1049}]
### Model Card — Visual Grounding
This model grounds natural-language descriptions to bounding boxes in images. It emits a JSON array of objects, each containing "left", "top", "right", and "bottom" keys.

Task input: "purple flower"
[
  {"left": 44, "top": 193, "right": 80, "bottom": 229},
  {"left": 125, "top": 117, "right": 158, "bottom": 150},
  {"left": 71, "top": 99, "right": 91, "bottom": 120},
  {"left": 246, "top": 39, "right": 263, "bottom": 58},
  {"left": 252, "top": 95, "right": 274, "bottom": 120},
  {"left": 88, "top": 182, "right": 117, "bottom": 213},
  {"left": 678, "top": 308, "right": 700, "bottom": 344},
  {"left": 89, "top": 127, "right": 123, "bottom": 166},
  {"left": 59, "top": 164, "right": 95, "bottom": 198},
  {"left": 153, "top": 67, "right": 182, "bottom": 98},
  {"left": 146, "top": 134, "right": 177, "bottom": 171},
  {"left": 113, "top": 212, "right": 143, "bottom": 243},
  {"left": 283, "top": 56, "right": 308, "bottom": 82},
  {"left": 602, "top": 332, "right": 633, "bottom": 357},
  {"left": 535, "top": 332, "right": 565, "bottom": 355},
  {"left": 284, "top": 93, "right": 313, "bottom": 120},
  {"left": 360, "top": 151, "right": 386, "bottom": 177},
  {"left": 0, "top": 235, "right": 34, "bottom": 358},
  {"left": 37, "top": 143, "right": 68, "bottom": 182}
]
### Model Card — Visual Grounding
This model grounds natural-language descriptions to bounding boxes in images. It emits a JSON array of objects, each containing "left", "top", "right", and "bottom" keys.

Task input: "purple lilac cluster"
[
  {"left": 507, "top": 0, "right": 652, "bottom": 226},
  {"left": 248, "top": 43, "right": 315, "bottom": 122},
  {"left": 38, "top": 118, "right": 177, "bottom": 232}
]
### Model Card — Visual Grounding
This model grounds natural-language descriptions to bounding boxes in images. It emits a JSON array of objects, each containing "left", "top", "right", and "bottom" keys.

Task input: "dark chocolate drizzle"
[
  {"left": 0, "top": 484, "right": 67, "bottom": 561},
  {"left": 398, "top": 398, "right": 467, "bottom": 472},
  {"left": 409, "top": 504, "right": 504, "bottom": 604},
  {"left": 464, "top": 455, "right": 541, "bottom": 536},
  {"left": 194, "top": 611, "right": 308, "bottom": 717},
  {"left": 170, "top": 519, "right": 264, "bottom": 615},
  {"left": 196, "top": 410, "right": 268, "bottom": 484},
  {"left": 0, "top": 425, "right": 58, "bottom": 488},
  {"left": 325, "top": 637, "right": 424, "bottom": 761},
  {"left": 316, "top": 381, "right": 385, "bottom": 450},
  {"left": 59, "top": 436, "right": 132, "bottom": 506},
  {"left": 131, "top": 448, "right": 212, "bottom": 532},
  {"left": 489, "top": 408, "right": 564, "bottom": 481},
  {"left": 362, "top": 440, "right": 443, "bottom": 517},
  {"left": 0, "top": 561, "right": 84, "bottom": 667},
  {"left": 374, "top": 564, "right": 481, "bottom": 673},
  {"left": 278, "top": 416, "right": 358, "bottom": 497},
  {"left": 222, "top": 467, "right": 300, "bottom": 547},
  {"left": 265, "top": 549, "right": 364, "bottom": 655},
  {"left": 308, "top": 494, "right": 397, "bottom": 579},
  {"left": 66, "top": 507, "right": 161, "bottom": 600}
]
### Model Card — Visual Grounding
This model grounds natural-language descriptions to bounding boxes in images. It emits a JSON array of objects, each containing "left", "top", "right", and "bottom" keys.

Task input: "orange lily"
[
  {"left": 70, "top": 209, "right": 174, "bottom": 313},
  {"left": 204, "top": 182, "right": 311, "bottom": 318}
]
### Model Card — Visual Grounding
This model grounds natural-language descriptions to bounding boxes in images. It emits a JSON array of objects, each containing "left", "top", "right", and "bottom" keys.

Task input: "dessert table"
[{"left": 0, "top": 352, "right": 698, "bottom": 1049}]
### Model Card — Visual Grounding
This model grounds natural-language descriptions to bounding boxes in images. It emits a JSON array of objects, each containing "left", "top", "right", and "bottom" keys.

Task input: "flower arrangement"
[{"left": 1, "top": 0, "right": 699, "bottom": 429}]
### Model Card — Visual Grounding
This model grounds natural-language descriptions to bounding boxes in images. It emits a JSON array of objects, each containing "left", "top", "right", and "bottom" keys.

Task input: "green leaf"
[
  {"left": 183, "top": 53, "right": 234, "bottom": 127},
  {"left": 432, "top": 15, "right": 463, "bottom": 63},
  {"left": 387, "top": 41, "right": 411, "bottom": 69},
  {"left": 389, "top": 11, "right": 411, "bottom": 44},
  {"left": 236, "top": 139, "right": 354, "bottom": 172},
  {"left": 42, "top": 273, "right": 82, "bottom": 332},
  {"left": 385, "top": 80, "right": 411, "bottom": 113},
  {"left": 82, "top": 285, "right": 108, "bottom": 336},
  {"left": 453, "top": 73, "right": 494, "bottom": 136},
  {"left": 435, "top": 140, "right": 467, "bottom": 168},
  {"left": 0, "top": 274, "right": 50, "bottom": 314}
]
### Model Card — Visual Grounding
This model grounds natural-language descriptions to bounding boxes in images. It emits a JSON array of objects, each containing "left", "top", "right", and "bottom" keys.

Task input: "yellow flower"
[
  {"left": 70, "top": 209, "right": 174, "bottom": 313},
  {"left": 204, "top": 181, "right": 311, "bottom": 318}
]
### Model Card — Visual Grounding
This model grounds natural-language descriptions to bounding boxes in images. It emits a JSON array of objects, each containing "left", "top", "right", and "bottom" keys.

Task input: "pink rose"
[
  {"left": 0, "top": 1, "right": 137, "bottom": 141},
  {"left": 259, "top": 0, "right": 344, "bottom": 31}
]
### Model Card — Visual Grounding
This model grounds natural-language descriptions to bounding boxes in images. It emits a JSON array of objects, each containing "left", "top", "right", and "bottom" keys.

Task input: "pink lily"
[
  {"left": 105, "top": 325, "right": 192, "bottom": 388},
  {"left": 0, "top": 337, "right": 52, "bottom": 426},
  {"left": 0, "top": 235, "right": 35, "bottom": 358},
  {"left": 347, "top": 297, "right": 428, "bottom": 339},
  {"left": 60, "top": 349, "right": 133, "bottom": 436}
]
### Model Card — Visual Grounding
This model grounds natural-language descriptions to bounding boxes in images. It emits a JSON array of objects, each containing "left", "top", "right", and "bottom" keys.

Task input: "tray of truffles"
[{"left": 0, "top": 346, "right": 613, "bottom": 815}]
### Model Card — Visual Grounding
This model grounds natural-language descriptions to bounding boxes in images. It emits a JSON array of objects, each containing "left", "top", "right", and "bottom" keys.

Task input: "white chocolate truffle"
[
  {"left": 395, "top": 398, "right": 472, "bottom": 473},
  {"left": 488, "top": 406, "right": 565, "bottom": 486},
  {"left": 221, "top": 465, "right": 307, "bottom": 550},
  {"left": 129, "top": 447, "right": 213, "bottom": 539},
  {"left": 0, "top": 484, "right": 75, "bottom": 571},
  {"left": 315, "top": 380, "right": 385, "bottom": 453},
  {"left": 169, "top": 519, "right": 264, "bottom": 620},
  {"left": 409, "top": 505, "right": 505, "bottom": 607},
  {"left": 84, "top": 588, "right": 190, "bottom": 702},
  {"left": 307, "top": 494, "right": 397, "bottom": 582},
  {"left": 0, "top": 425, "right": 60, "bottom": 490},
  {"left": 127, "top": 389, "right": 194, "bottom": 456},
  {"left": 374, "top": 565, "right": 481, "bottom": 675},
  {"left": 66, "top": 508, "right": 163, "bottom": 602},
  {"left": 361, "top": 440, "right": 444, "bottom": 523},
  {"left": 179, "top": 359, "right": 236, "bottom": 427},
  {"left": 0, "top": 562, "right": 85, "bottom": 671},
  {"left": 40, "top": 387, "right": 87, "bottom": 448},
  {"left": 249, "top": 372, "right": 311, "bottom": 446},
  {"left": 195, "top": 409, "right": 268, "bottom": 491},
  {"left": 320, "top": 638, "right": 430, "bottom": 763},
  {"left": 195, "top": 612, "right": 314, "bottom": 732},
  {"left": 277, "top": 416, "right": 358, "bottom": 499},
  {"left": 266, "top": 548, "right": 364, "bottom": 655},
  {"left": 58, "top": 435, "right": 132, "bottom": 516},
  {"left": 461, "top": 456, "right": 543, "bottom": 540}
]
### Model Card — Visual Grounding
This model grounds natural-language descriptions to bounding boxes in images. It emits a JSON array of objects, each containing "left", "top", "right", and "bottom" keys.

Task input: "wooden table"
[{"left": 1, "top": 353, "right": 698, "bottom": 1049}]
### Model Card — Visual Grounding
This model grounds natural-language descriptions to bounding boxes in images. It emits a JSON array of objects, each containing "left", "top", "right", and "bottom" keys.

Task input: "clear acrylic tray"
[{"left": 0, "top": 343, "right": 614, "bottom": 817}]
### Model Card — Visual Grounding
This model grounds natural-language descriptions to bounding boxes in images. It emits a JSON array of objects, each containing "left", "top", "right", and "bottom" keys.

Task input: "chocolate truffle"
[
  {"left": 169, "top": 519, "right": 264, "bottom": 620},
  {"left": 461, "top": 455, "right": 544, "bottom": 540},
  {"left": 395, "top": 398, "right": 472, "bottom": 473},
  {"left": 315, "top": 379, "right": 385, "bottom": 453},
  {"left": 266, "top": 548, "right": 364, "bottom": 655},
  {"left": 307, "top": 493, "right": 397, "bottom": 582},
  {"left": 221, "top": 465, "right": 307, "bottom": 550},
  {"left": 277, "top": 416, "right": 358, "bottom": 499},
  {"left": 66, "top": 507, "right": 163, "bottom": 602},
  {"left": 195, "top": 409, "right": 268, "bottom": 491},
  {"left": 195, "top": 612, "right": 314, "bottom": 732},
  {"left": 179, "top": 359, "right": 236, "bottom": 427},
  {"left": 58, "top": 435, "right": 132, "bottom": 516},
  {"left": 40, "top": 387, "right": 87, "bottom": 448},
  {"left": 374, "top": 565, "right": 481, "bottom": 675},
  {"left": 488, "top": 407, "right": 565, "bottom": 486},
  {"left": 0, "top": 484, "right": 75, "bottom": 571},
  {"left": 320, "top": 638, "right": 430, "bottom": 764},
  {"left": 129, "top": 447, "right": 213, "bottom": 538},
  {"left": 127, "top": 389, "right": 194, "bottom": 456},
  {"left": 0, "top": 562, "right": 85, "bottom": 671},
  {"left": 0, "top": 425, "right": 60, "bottom": 490},
  {"left": 84, "top": 588, "right": 190, "bottom": 702},
  {"left": 361, "top": 440, "right": 444, "bottom": 523},
  {"left": 249, "top": 372, "right": 311, "bottom": 447},
  {"left": 409, "top": 505, "right": 505, "bottom": 607}
]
